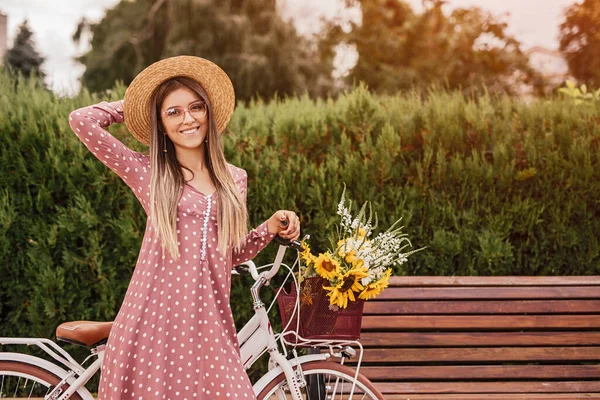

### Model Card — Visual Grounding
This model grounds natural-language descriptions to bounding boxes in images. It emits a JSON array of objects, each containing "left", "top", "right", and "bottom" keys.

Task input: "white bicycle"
[{"left": 0, "top": 236, "right": 384, "bottom": 399}]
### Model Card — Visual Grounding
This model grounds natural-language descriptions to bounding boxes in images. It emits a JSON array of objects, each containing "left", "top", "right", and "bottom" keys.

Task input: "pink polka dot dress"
[{"left": 68, "top": 101, "right": 276, "bottom": 400}]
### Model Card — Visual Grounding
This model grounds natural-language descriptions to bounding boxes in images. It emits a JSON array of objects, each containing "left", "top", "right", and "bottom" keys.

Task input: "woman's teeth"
[{"left": 181, "top": 127, "right": 198, "bottom": 135}]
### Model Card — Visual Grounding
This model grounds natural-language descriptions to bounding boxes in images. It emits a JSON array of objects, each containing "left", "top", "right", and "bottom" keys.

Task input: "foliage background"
[{"left": 1, "top": 70, "right": 599, "bottom": 385}]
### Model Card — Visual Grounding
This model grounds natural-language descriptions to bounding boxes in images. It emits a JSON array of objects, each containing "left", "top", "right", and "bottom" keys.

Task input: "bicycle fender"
[
  {"left": 0, "top": 352, "right": 95, "bottom": 400},
  {"left": 252, "top": 353, "right": 329, "bottom": 395}
]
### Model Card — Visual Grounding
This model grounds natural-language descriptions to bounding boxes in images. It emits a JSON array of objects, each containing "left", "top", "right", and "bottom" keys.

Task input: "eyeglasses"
[{"left": 161, "top": 101, "right": 207, "bottom": 124}]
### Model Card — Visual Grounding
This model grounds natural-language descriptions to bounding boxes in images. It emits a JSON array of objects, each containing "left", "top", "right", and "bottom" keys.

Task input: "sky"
[{"left": 0, "top": 0, "right": 577, "bottom": 95}]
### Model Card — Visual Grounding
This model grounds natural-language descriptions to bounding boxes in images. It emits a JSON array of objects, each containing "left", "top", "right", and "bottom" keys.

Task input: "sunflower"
[
  {"left": 314, "top": 252, "right": 342, "bottom": 280},
  {"left": 359, "top": 268, "right": 391, "bottom": 300},
  {"left": 344, "top": 249, "right": 357, "bottom": 264},
  {"left": 351, "top": 256, "right": 365, "bottom": 269},
  {"left": 300, "top": 241, "right": 317, "bottom": 266},
  {"left": 324, "top": 265, "right": 369, "bottom": 309},
  {"left": 337, "top": 237, "right": 368, "bottom": 262},
  {"left": 337, "top": 238, "right": 352, "bottom": 257}
]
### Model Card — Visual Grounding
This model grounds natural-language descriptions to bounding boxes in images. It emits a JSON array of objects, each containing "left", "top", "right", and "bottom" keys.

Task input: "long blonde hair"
[{"left": 148, "top": 77, "right": 248, "bottom": 259}]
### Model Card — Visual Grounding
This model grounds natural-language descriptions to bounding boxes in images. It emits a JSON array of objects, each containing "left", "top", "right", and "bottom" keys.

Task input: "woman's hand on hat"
[
  {"left": 116, "top": 99, "right": 125, "bottom": 119},
  {"left": 267, "top": 210, "right": 300, "bottom": 240}
]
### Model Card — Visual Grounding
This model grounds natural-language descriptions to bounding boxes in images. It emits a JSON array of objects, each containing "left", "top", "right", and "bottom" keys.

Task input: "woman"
[{"left": 68, "top": 55, "right": 300, "bottom": 400}]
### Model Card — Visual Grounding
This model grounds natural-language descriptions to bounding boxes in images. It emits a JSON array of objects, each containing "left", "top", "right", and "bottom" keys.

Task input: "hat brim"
[{"left": 123, "top": 56, "right": 235, "bottom": 146}]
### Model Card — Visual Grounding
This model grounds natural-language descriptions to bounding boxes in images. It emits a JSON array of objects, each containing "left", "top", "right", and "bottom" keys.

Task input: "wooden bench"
[{"left": 355, "top": 276, "right": 600, "bottom": 399}]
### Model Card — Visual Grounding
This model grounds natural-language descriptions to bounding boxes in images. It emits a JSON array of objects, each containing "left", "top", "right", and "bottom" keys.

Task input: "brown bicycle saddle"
[{"left": 56, "top": 321, "right": 114, "bottom": 347}]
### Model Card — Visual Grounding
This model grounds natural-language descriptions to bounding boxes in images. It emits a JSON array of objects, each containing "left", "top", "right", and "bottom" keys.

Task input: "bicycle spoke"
[
  {"left": 28, "top": 381, "right": 36, "bottom": 399},
  {"left": 13, "top": 377, "right": 21, "bottom": 398},
  {"left": 328, "top": 373, "right": 342, "bottom": 399},
  {"left": 317, "top": 375, "right": 323, "bottom": 400}
]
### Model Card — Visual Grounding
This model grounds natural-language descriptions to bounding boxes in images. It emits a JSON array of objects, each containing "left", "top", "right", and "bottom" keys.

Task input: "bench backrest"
[{"left": 358, "top": 276, "right": 600, "bottom": 399}]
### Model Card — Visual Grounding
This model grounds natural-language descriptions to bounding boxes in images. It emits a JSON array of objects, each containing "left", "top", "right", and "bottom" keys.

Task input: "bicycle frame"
[{"left": 236, "top": 244, "right": 315, "bottom": 399}]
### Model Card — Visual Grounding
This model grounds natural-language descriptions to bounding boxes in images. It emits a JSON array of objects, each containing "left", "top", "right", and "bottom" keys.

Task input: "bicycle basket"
[{"left": 277, "top": 276, "right": 364, "bottom": 346}]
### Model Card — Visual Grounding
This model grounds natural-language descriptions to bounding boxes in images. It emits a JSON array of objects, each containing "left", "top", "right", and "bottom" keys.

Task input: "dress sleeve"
[
  {"left": 68, "top": 100, "right": 151, "bottom": 210},
  {"left": 231, "top": 169, "right": 276, "bottom": 266}
]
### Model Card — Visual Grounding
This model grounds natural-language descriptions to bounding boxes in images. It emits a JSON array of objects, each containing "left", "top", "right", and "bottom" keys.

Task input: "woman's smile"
[{"left": 179, "top": 126, "right": 200, "bottom": 135}]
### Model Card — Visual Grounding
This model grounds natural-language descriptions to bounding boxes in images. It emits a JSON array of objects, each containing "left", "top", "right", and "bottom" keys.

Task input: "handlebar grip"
[
  {"left": 275, "top": 235, "right": 305, "bottom": 252},
  {"left": 274, "top": 234, "right": 291, "bottom": 246}
]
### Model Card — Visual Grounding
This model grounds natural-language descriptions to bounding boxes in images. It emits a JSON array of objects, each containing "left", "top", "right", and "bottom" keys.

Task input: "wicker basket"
[{"left": 277, "top": 276, "right": 364, "bottom": 346}]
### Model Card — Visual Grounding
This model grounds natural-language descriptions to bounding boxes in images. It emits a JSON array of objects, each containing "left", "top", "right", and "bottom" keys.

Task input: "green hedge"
[
  {"left": 1, "top": 70, "right": 599, "bottom": 383},
  {"left": 228, "top": 86, "right": 600, "bottom": 276}
]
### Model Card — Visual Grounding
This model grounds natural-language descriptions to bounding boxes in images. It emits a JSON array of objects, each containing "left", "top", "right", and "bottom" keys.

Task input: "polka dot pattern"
[{"left": 68, "top": 101, "right": 277, "bottom": 399}]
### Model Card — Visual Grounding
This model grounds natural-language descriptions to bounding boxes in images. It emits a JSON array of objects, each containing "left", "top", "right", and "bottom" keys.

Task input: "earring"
[{"left": 163, "top": 134, "right": 168, "bottom": 153}]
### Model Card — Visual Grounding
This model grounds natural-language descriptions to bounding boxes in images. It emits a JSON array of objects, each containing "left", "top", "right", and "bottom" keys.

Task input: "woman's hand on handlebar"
[{"left": 267, "top": 210, "right": 300, "bottom": 241}]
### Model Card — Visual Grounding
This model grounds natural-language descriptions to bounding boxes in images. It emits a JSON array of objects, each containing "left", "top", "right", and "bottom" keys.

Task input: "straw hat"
[{"left": 123, "top": 55, "right": 235, "bottom": 146}]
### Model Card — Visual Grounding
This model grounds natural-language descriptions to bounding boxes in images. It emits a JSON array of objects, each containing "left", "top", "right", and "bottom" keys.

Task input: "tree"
[
  {"left": 559, "top": 0, "right": 600, "bottom": 87},
  {"left": 337, "top": 0, "right": 417, "bottom": 92},
  {"left": 73, "top": 0, "right": 336, "bottom": 101},
  {"left": 333, "top": 0, "right": 540, "bottom": 95},
  {"left": 73, "top": 0, "right": 168, "bottom": 94},
  {"left": 4, "top": 20, "right": 45, "bottom": 81}
]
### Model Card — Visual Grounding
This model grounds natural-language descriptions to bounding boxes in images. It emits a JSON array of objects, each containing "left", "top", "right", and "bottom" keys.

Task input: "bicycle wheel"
[
  {"left": 257, "top": 360, "right": 384, "bottom": 400},
  {"left": 0, "top": 361, "right": 84, "bottom": 400}
]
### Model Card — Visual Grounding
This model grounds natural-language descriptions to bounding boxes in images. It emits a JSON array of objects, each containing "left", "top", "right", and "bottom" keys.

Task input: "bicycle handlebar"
[{"left": 274, "top": 235, "right": 304, "bottom": 252}]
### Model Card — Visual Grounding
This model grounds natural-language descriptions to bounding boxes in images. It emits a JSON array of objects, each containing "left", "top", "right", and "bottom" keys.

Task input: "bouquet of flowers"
[{"left": 298, "top": 185, "right": 424, "bottom": 309}]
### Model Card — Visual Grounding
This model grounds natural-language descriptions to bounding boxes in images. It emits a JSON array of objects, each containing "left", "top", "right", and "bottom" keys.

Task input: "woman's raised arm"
[{"left": 68, "top": 100, "right": 151, "bottom": 209}]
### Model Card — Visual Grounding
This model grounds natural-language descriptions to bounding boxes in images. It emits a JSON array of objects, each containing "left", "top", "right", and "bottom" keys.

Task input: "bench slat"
[
  {"left": 360, "top": 365, "right": 600, "bottom": 380},
  {"left": 361, "top": 315, "right": 600, "bottom": 330},
  {"left": 350, "top": 347, "right": 600, "bottom": 363},
  {"left": 363, "top": 300, "right": 600, "bottom": 315},
  {"left": 377, "top": 286, "right": 600, "bottom": 300},
  {"left": 374, "top": 381, "right": 600, "bottom": 394},
  {"left": 359, "top": 331, "right": 600, "bottom": 347}
]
